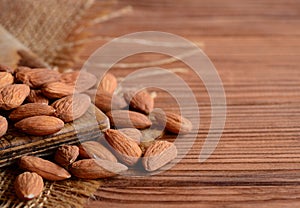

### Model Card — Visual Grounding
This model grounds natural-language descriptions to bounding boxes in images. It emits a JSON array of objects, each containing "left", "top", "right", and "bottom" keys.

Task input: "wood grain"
[{"left": 78, "top": 0, "right": 300, "bottom": 207}]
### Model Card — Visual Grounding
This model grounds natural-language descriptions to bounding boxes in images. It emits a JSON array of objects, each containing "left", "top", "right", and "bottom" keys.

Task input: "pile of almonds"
[{"left": 0, "top": 64, "right": 193, "bottom": 201}]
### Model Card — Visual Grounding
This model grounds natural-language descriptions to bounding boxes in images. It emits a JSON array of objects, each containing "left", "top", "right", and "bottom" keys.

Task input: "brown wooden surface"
[{"left": 79, "top": 0, "right": 300, "bottom": 207}]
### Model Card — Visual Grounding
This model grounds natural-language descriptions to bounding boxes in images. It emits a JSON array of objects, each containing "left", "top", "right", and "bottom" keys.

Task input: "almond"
[
  {"left": 98, "top": 73, "right": 117, "bottom": 94},
  {"left": 14, "top": 172, "right": 44, "bottom": 200},
  {"left": 19, "top": 156, "right": 71, "bottom": 181},
  {"left": 15, "top": 116, "right": 64, "bottom": 136},
  {"left": 124, "top": 90, "right": 154, "bottom": 114},
  {"left": 9, "top": 103, "right": 55, "bottom": 121},
  {"left": 0, "top": 72, "right": 14, "bottom": 89},
  {"left": 106, "top": 110, "right": 152, "bottom": 129},
  {"left": 15, "top": 67, "right": 61, "bottom": 88},
  {"left": 78, "top": 141, "right": 117, "bottom": 162},
  {"left": 0, "top": 64, "right": 14, "bottom": 73},
  {"left": 41, "top": 82, "right": 75, "bottom": 99},
  {"left": 104, "top": 129, "right": 142, "bottom": 166},
  {"left": 0, "top": 116, "right": 8, "bottom": 137},
  {"left": 0, "top": 84, "right": 30, "bottom": 110},
  {"left": 54, "top": 145, "right": 79, "bottom": 167},
  {"left": 61, "top": 71, "right": 97, "bottom": 92},
  {"left": 51, "top": 94, "right": 91, "bottom": 122},
  {"left": 142, "top": 141, "right": 177, "bottom": 171},
  {"left": 153, "top": 111, "right": 192, "bottom": 134},
  {"left": 27, "top": 89, "right": 49, "bottom": 104},
  {"left": 70, "top": 159, "right": 128, "bottom": 179},
  {"left": 91, "top": 91, "right": 127, "bottom": 113},
  {"left": 119, "top": 128, "right": 142, "bottom": 144}
]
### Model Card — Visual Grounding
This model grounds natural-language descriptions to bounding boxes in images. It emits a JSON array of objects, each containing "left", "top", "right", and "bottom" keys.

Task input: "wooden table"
[{"left": 80, "top": 0, "right": 300, "bottom": 207}]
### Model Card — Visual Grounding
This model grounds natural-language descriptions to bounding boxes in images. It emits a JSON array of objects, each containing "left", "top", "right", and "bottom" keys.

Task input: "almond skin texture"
[
  {"left": 0, "top": 116, "right": 8, "bottom": 137},
  {"left": 70, "top": 159, "right": 128, "bottom": 179},
  {"left": 41, "top": 82, "right": 75, "bottom": 99},
  {"left": 15, "top": 67, "right": 61, "bottom": 88},
  {"left": 98, "top": 73, "right": 117, "bottom": 94},
  {"left": 119, "top": 128, "right": 142, "bottom": 144},
  {"left": 0, "top": 64, "right": 14, "bottom": 73},
  {"left": 14, "top": 172, "right": 44, "bottom": 200},
  {"left": 0, "top": 72, "right": 14, "bottom": 89},
  {"left": 0, "top": 84, "right": 30, "bottom": 110},
  {"left": 27, "top": 89, "right": 49, "bottom": 104},
  {"left": 9, "top": 103, "right": 55, "bottom": 121},
  {"left": 78, "top": 141, "right": 117, "bottom": 162},
  {"left": 19, "top": 156, "right": 71, "bottom": 181},
  {"left": 61, "top": 71, "right": 97, "bottom": 92},
  {"left": 92, "top": 91, "right": 127, "bottom": 113},
  {"left": 154, "top": 111, "right": 192, "bottom": 134},
  {"left": 54, "top": 145, "right": 79, "bottom": 167},
  {"left": 142, "top": 141, "right": 177, "bottom": 172},
  {"left": 124, "top": 90, "right": 154, "bottom": 114},
  {"left": 51, "top": 94, "right": 91, "bottom": 122},
  {"left": 106, "top": 110, "right": 152, "bottom": 129},
  {"left": 104, "top": 129, "right": 142, "bottom": 166},
  {"left": 15, "top": 116, "right": 64, "bottom": 136}
]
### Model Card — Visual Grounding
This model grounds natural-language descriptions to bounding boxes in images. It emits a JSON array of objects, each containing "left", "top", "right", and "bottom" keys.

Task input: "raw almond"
[
  {"left": 15, "top": 67, "right": 61, "bottom": 88},
  {"left": 9, "top": 103, "right": 55, "bottom": 121},
  {"left": 78, "top": 141, "right": 117, "bottom": 162},
  {"left": 106, "top": 110, "right": 152, "bottom": 129},
  {"left": 91, "top": 91, "right": 127, "bottom": 112},
  {"left": 0, "top": 72, "right": 14, "bottom": 89},
  {"left": 124, "top": 90, "right": 154, "bottom": 114},
  {"left": 0, "top": 84, "right": 30, "bottom": 110},
  {"left": 154, "top": 111, "right": 192, "bottom": 134},
  {"left": 14, "top": 172, "right": 44, "bottom": 200},
  {"left": 54, "top": 145, "right": 79, "bottom": 167},
  {"left": 0, "top": 64, "right": 14, "bottom": 73},
  {"left": 142, "top": 141, "right": 177, "bottom": 171},
  {"left": 61, "top": 71, "right": 97, "bottom": 92},
  {"left": 104, "top": 129, "right": 142, "bottom": 166},
  {"left": 0, "top": 116, "right": 8, "bottom": 137},
  {"left": 27, "top": 89, "right": 49, "bottom": 104},
  {"left": 41, "top": 82, "right": 75, "bottom": 99},
  {"left": 70, "top": 159, "right": 128, "bottom": 179},
  {"left": 15, "top": 116, "right": 64, "bottom": 136},
  {"left": 98, "top": 73, "right": 117, "bottom": 94},
  {"left": 119, "top": 128, "right": 142, "bottom": 144},
  {"left": 19, "top": 156, "right": 71, "bottom": 181},
  {"left": 51, "top": 94, "right": 91, "bottom": 122}
]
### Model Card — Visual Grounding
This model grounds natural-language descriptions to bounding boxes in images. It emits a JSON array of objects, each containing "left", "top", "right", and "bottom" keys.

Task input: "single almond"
[
  {"left": 61, "top": 71, "right": 97, "bottom": 92},
  {"left": 0, "top": 64, "right": 14, "bottom": 73},
  {"left": 15, "top": 116, "right": 64, "bottom": 136},
  {"left": 70, "top": 159, "right": 128, "bottom": 179},
  {"left": 0, "top": 116, "right": 8, "bottom": 137},
  {"left": 19, "top": 156, "right": 71, "bottom": 181},
  {"left": 142, "top": 141, "right": 177, "bottom": 171},
  {"left": 14, "top": 172, "right": 44, "bottom": 200},
  {"left": 41, "top": 82, "right": 75, "bottom": 99},
  {"left": 106, "top": 110, "right": 152, "bottom": 129},
  {"left": 119, "top": 128, "right": 142, "bottom": 144},
  {"left": 9, "top": 103, "right": 55, "bottom": 121},
  {"left": 51, "top": 94, "right": 91, "bottom": 122},
  {"left": 54, "top": 145, "right": 79, "bottom": 167},
  {"left": 78, "top": 141, "right": 117, "bottom": 162},
  {"left": 0, "top": 84, "right": 30, "bottom": 110},
  {"left": 98, "top": 73, "right": 117, "bottom": 94},
  {"left": 153, "top": 111, "right": 192, "bottom": 134},
  {"left": 104, "top": 129, "right": 142, "bottom": 166},
  {"left": 27, "top": 89, "right": 49, "bottom": 104},
  {"left": 0, "top": 72, "right": 14, "bottom": 89},
  {"left": 90, "top": 91, "right": 127, "bottom": 112},
  {"left": 124, "top": 90, "right": 154, "bottom": 114}
]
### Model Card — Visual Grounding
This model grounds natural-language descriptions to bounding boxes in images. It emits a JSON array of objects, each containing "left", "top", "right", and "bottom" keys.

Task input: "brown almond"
[
  {"left": 98, "top": 73, "right": 117, "bottom": 94},
  {"left": 61, "top": 71, "right": 97, "bottom": 92},
  {"left": 0, "top": 116, "right": 8, "bottom": 137},
  {"left": 41, "top": 82, "right": 75, "bottom": 99},
  {"left": 19, "top": 156, "right": 71, "bottom": 181},
  {"left": 106, "top": 110, "right": 152, "bottom": 129},
  {"left": 119, "top": 128, "right": 142, "bottom": 144},
  {"left": 14, "top": 172, "right": 44, "bottom": 200},
  {"left": 51, "top": 94, "right": 91, "bottom": 122},
  {"left": 104, "top": 129, "right": 142, "bottom": 166},
  {"left": 54, "top": 145, "right": 79, "bottom": 167},
  {"left": 91, "top": 91, "right": 127, "bottom": 113},
  {"left": 15, "top": 116, "right": 64, "bottom": 136},
  {"left": 27, "top": 89, "right": 49, "bottom": 104},
  {"left": 0, "top": 72, "right": 14, "bottom": 89},
  {"left": 142, "top": 141, "right": 177, "bottom": 171},
  {"left": 9, "top": 103, "right": 55, "bottom": 121},
  {"left": 70, "top": 159, "right": 128, "bottom": 179},
  {"left": 78, "top": 141, "right": 117, "bottom": 162},
  {"left": 15, "top": 67, "right": 61, "bottom": 88},
  {"left": 0, "top": 84, "right": 30, "bottom": 110},
  {"left": 124, "top": 90, "right": 154, "bottom": 114},
  {"left": 0, "top": 64, "right": 14, "bottom": 73},
  {"left": 154, "top": 111, "right": 192, "bottom": 134}
]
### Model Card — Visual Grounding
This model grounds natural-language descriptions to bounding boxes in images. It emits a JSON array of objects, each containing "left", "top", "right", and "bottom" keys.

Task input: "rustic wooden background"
[{"left": 79, "top": 0, "right": 300, "bottom": 207}]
